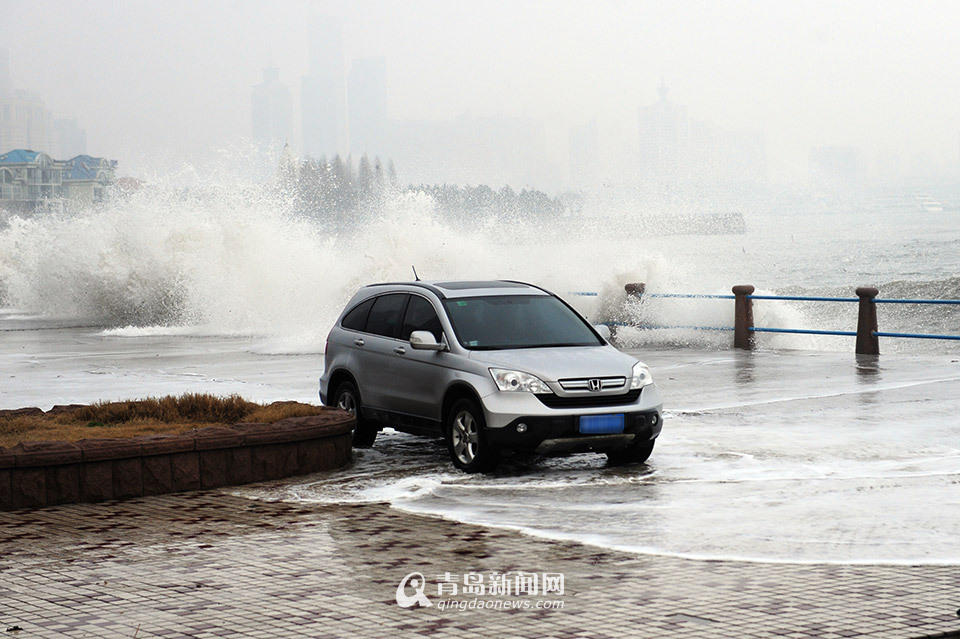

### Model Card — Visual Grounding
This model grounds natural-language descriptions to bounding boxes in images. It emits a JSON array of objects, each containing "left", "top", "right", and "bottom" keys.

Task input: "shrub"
[{"left": 0, "top": 394, "right": 324, "bottom": 446}]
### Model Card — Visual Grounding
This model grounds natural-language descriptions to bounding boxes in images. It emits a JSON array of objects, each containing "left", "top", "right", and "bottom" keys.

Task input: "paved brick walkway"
[{"left": 0, "top": 490, "right": 958, "bottom": 638}]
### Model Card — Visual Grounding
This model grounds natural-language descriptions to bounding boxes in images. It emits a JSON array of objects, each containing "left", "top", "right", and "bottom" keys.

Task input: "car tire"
[
  {"left": 606, "top": 438, "right": 655, "bottom": 465},
  {"left": 445, "top": 398, "right": 499, "bottom": 473},
  {"left": 332, "top": 380, "right": 379, "bottom": 448}
]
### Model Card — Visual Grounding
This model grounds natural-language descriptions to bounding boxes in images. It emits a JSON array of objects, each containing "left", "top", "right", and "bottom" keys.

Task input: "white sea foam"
[
  {"left": 0, "top": 160, "right": 817, "bottom": 353},
  {"left": 3, "top": 156, "right": 958, "bottom": 353}
]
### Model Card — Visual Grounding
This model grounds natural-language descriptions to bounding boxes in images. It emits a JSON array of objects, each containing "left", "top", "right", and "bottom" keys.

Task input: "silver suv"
[{"left": 319, "top": 280, "right": 663, "bottom": 472}]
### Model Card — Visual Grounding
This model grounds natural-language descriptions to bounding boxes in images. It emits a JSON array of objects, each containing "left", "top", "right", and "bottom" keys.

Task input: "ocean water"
[
  {"left": 0, "top": 174, "right": 957, "bottom": 354},
  {"left": 1, "top": 165, "right": 958, "bottom": 564}
]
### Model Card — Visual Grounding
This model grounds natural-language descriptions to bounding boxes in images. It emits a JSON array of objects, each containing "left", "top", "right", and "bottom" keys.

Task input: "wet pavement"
[
  {"left": 240, "top": 349, "right": 960, "bottom": 565},
  {"left": 1, "top": 491, "right": 958, "bottom": 639},
  {"left": 3, "top": 323, "right": 960, "bottom": 635}
]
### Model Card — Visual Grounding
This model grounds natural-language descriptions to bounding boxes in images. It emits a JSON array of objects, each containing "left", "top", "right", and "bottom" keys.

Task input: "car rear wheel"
[
  {"left": 332, "top": 380, "right": 379, "bottom": 448},
  {"left": 606, "top": 438, "right": 655, "bottom": 465},
  {"left": 445, "top": 398, "right": 499, "bottom": 473}
]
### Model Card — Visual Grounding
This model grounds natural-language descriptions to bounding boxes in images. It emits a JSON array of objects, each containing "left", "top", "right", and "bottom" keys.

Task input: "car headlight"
[
  {"left": 489, "top": 368, "right": 552, "bottom": 393},
  {"left": 630, "top": 362, "right": 653, "bottom": 389}
]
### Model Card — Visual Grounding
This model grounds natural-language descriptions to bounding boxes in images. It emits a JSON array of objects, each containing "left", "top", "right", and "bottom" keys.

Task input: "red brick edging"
[{"left": 0, "top": 410, "right": 355, "bottom": 510}]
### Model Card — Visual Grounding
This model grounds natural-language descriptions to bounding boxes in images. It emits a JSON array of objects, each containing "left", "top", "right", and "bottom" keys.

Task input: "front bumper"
[
  {"left": 481, "top": 383, "right": 663, "bottom": 455},
  {"left": 486, "top": 411, "right": 662, "bottom": 455}
]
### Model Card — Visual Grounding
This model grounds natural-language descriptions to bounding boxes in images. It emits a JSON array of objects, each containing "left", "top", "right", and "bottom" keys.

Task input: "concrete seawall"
[{"left": 0, "top": 411, "right": 354, "bottom": 510}]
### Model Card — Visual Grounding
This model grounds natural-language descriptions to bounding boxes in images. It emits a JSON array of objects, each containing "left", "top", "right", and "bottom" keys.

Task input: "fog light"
[
  {"left": 651, "top": 414, "right": 658, "bottom": 425},
  {"left": 516, "top": 423, "right": 528, "bottom": 433}
]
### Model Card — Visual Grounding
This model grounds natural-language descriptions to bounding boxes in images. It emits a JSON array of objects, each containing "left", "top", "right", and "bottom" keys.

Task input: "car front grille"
[
  {"left": 557, "top": 376, "right": 626, "bottom": 391},
  {"left": 534, "top": 388, "right": 641, "bottom": 408}
]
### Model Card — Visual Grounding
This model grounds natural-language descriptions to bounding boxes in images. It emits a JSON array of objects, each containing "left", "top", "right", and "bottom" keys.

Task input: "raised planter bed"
[{"left": 0, "top": 407, "right": 354, "bottom": 510}]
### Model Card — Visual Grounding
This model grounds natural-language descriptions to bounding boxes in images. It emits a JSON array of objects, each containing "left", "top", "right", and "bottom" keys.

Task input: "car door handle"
[
  {"left": 353, "top": 338, "right": 365, "bottom": 347},
  {"left": 393, "top": 346, "right": 406, "bottom": 355}
]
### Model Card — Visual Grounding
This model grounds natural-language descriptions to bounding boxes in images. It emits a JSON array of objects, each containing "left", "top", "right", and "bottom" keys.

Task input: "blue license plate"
[{"left": 578, "top": 413, "right": 625, "bottom": 434}]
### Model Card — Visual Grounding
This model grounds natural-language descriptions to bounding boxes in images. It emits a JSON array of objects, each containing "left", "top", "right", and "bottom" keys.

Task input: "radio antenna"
[{"left": 412, "top": 265, "right": 421, "bottom": 281}]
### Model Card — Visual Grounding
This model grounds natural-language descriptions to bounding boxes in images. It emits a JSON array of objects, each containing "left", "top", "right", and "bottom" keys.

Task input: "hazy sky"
[{"left": 2, "top": 0, "right": 959, "bottom": 183}]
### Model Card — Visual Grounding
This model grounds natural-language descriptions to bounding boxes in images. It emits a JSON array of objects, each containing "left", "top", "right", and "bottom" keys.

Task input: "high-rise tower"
[
  {"left": 251, "top": 66, "right": 293, "bottom": 149},
  {"left": 347, "top": 57, "right": 387, "bottom": 155},
  {"left": 301, "top": 19, "right": 347, "bottom": 158}
]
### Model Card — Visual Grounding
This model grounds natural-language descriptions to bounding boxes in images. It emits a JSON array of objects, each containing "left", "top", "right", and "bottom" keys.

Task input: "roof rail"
[{"left": 363, "top": 281, "right": 446, "bottom": 299}]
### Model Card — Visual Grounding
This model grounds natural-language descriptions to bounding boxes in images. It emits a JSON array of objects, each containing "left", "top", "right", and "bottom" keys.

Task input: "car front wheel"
[
  {"left": 445, "top": 398, "right": 499, "bottom": 473},
  {"left": 332, "top": 380, "right": 378, "bottom": 448}
]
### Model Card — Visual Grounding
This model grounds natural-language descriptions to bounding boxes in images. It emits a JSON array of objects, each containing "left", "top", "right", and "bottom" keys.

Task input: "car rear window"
[{"left": 341, "top": 298, "right": 375, "bottom": 331}]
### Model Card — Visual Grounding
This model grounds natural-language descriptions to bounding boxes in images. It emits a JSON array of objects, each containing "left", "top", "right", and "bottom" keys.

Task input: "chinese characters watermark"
[{"left": 395, "top": 570, "right": 565, "bottom": 611}]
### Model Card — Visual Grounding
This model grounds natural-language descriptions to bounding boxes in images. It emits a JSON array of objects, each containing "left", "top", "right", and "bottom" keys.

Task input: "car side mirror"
[
  {"left": 594, "top": 324, "right": 612, "bottom": 341},
  {"left": 409, "top": 330, "right": 445, "bottom": 351}
]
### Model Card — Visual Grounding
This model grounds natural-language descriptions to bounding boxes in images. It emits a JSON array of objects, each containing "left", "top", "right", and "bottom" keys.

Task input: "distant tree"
[
  {"left": 387, "top": 159, "right": 398, "bottom": 187},
  {"left": 330, "top": 155, "right": 354, "bottom": 212},
  {"left": 345, "top": 154, "right": 354, "bottom": 183},
  {"left": 373, "top": 157, "right": 385, "bottom": 192},
  {"left": 277, "top": 156, "right": 565, "bottom": 225},
  {"left": 297, "top": 159, "right": 323, "bottom": 213},
  {"left": 277, "top": 144, "right": 298, "bottom": 198},
  {"left": 357, "top": 155, "right": 373, "bottom": 194}
]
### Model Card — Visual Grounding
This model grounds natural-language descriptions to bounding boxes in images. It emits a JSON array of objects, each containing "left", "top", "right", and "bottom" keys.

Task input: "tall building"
[
  {"left": 637, "top": 79, "right": 765, "bottom": 187},
  {"left": 251, "top": 67, "right": 293, "bottom": 149},
  {"left": 347, "top": 57, "right": 387, "bottom": 155},
  {"left": 0, "top": 89, "right": 55, "bottom": 153},
  {"left": 0, "top": 49, "right": 77, "bottom": 157},
  {"left": 0, "top": 47, "right": 11, "bottom": 96},
  {"left": 301, "top": 19, "right": 347, "bottom": 158},
  {"left": 638, "top": 79, "right": 688, "bottom": 182}
]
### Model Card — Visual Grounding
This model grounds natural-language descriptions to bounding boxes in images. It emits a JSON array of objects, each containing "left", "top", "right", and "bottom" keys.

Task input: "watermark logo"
[
  {"left": 396, "top": 570, "right": 565, "bottom": 611},
  {"left": 395, "top": 572, "right": 433, "bottom": 608}
]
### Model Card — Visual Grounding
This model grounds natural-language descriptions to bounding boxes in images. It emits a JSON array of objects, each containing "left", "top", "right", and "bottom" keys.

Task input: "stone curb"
[{"left": 0, "top": 409, "right": 354, "bottom": 510}]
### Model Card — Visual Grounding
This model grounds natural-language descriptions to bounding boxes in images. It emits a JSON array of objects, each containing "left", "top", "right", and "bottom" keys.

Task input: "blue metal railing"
[
  {"left": 646, "top": 293, "right": 736, "bottom": 300},
  {"left": 748, "top": 295, "right": 859, "bottom": 303},
  {"left": 569, "top": 289, "right": 960, "bottom": 344},
  {"left": 640, "top": 325, "right": 734, "bottom": 331},
  {"left": 750, "top": 327, "right": 857, "bottom": 337},
  {"left": 874, "top": 298, "right": 960, "bottom": 305},
  {"left": 568, "top": 292, "right": 737, "bottom": 331},
  {"left": 875, "top": 331, "right": 960, "bottom": 341}
]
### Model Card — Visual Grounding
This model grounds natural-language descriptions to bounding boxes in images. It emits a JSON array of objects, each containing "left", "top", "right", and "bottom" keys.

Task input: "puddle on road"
[{"left": 237, "top": 422, "right": 960, "bottom": 566}]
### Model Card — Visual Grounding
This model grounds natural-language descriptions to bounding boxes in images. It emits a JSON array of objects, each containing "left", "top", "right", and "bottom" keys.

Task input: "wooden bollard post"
[
  {"left": 614, "top": 283, "right": 647, "bottom": 340},
  {"left": 624, "top": 282, "right": 646, "bottom": 298},
  {"left": 855, "top": 287, "right": 879, "bottom": 355},
  {"left": 732, "top": 285, "right": 755, "bottom": 350}
]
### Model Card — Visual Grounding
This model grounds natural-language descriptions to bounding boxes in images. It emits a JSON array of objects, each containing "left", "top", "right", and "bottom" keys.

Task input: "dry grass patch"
[{"left": 0, "top": 394, "right": 326, "bottom": 447}]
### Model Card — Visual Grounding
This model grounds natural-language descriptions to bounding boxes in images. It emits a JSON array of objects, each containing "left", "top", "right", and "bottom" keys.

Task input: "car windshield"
[{"left": 442, "top": 295, "right": 602, "bottom": 350}]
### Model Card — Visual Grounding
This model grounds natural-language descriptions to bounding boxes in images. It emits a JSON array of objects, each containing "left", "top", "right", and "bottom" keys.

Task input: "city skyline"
[
  {"left": 2, "top": 1, "right": 959, "bottom": 190},
  {"left": 0, "top": 47, "right": 88, "bottom": 160},
  {"left": 255, "top": 47, "right": 764, "bottom": 191}
]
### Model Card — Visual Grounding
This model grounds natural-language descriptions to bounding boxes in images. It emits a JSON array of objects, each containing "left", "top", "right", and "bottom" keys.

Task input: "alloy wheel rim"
[
  {"left": 451, "top": 410, "right": 479, "bottom": 464},
  {"left": 337, "top": 391, "right": 356, "bottom": 416}
]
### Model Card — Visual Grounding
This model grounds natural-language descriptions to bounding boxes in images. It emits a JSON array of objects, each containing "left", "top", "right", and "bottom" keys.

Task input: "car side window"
[
  {"left": 365, "top": 294, "right": 409, "bottom": 338},
  {"left": 401, "top": 295, "right": 443, "bottom": 342},
  {"left": 341, "top": 298, "right": 375, "bottom": 331}
]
